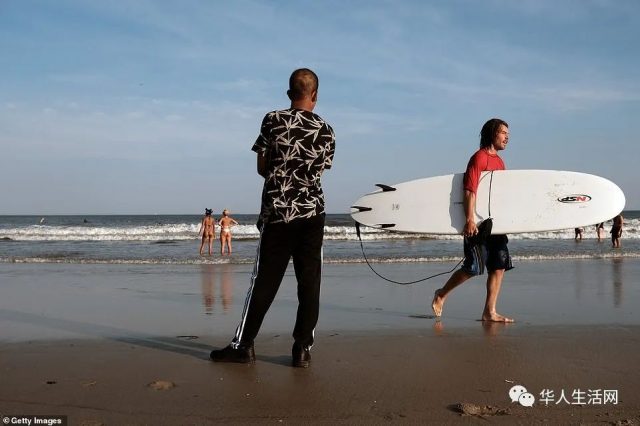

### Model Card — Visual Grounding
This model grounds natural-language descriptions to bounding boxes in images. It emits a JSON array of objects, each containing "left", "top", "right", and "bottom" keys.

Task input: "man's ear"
[
  {"left": 287, "top": 89, "right": 293, "bottom": 100},
  {"left": 311, "top": 90, "right": 317, "bottom": 102}
]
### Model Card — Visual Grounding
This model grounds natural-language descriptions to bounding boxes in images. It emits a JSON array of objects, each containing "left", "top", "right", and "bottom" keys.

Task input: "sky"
[{"left": 1, "top": 0, "right": 639, "bottom": 214}]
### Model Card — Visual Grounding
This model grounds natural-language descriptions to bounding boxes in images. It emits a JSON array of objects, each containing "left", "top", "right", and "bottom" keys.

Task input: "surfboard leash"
[
  {"left": 354, "top": 170, "right": 496, "bottom": 286},
  {"left": 354, "top": 221, "right": 464, "bottom": 285}
]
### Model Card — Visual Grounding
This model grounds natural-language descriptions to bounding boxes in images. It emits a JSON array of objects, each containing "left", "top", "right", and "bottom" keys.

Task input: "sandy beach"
[{"left": 1, "top": 260, "right": 640, "bottom": 424}]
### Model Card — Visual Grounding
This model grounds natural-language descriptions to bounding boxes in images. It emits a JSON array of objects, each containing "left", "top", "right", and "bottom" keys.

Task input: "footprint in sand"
[{"left": 148, "top": 380, "right": 176, "bottom": 391}]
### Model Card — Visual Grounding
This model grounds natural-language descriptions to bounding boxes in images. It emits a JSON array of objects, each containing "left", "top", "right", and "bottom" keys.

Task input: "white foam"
[{"left": 1, "top": 218, "right": 638, "bottom": 242}]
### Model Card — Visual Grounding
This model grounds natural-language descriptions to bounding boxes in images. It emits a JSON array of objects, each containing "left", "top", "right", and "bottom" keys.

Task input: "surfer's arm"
[
  {"left": 463, "top": 190, "right": 478, "bottom": 237},
  {"left": 257, "top": 153, "right": 268, "bottom": 178}
]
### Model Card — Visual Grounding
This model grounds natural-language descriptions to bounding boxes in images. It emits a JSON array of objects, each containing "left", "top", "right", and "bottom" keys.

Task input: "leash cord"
[
  {"left": 355, "top": 221, "right": 464, "bottom": 286},
  {"left": 354, "top": 170, "right": 495, "bottom": 286}
]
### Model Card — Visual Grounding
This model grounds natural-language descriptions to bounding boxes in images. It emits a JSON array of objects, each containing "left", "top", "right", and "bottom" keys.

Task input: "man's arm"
[
  {"left": 463, "top": 189, "right": 478, "bottom": 237},
  {"left": 257, "top": 153, "right": 268, "bottom": 178}
]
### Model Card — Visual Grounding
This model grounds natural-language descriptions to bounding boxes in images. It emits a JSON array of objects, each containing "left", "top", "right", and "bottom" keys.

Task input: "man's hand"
[{"left": 463, "top": 219, "right": 478, "bottom": 237}]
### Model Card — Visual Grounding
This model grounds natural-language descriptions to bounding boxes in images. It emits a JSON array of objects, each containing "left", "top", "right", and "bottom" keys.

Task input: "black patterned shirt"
[{"left": 252, "top": 108, "right": 335, "bottom": 224}]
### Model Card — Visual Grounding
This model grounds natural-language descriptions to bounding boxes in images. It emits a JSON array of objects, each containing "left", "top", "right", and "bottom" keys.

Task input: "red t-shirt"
[{"left": 463, "top": 149, "right": 505, "bottom": 194}]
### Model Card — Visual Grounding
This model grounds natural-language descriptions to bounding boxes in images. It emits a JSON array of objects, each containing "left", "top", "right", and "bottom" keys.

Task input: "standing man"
[
  {"left": 611, "top": 214, "right": 623, "bottom": 248},
  {"left": 211, "top": 68, "right": 335, "bottom": 367},
  {"left": 431, "top": 118, "right": 514, "bottom": 323}
]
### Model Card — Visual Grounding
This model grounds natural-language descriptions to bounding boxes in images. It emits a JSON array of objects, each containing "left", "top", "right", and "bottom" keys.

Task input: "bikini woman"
[{"left": 219, "top": 209, "right": 239, "bottom": 255}]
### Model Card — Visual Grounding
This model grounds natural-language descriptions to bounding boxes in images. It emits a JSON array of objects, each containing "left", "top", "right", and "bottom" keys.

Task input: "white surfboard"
[{"left": 350, "top": 170, "right": 625, "bottom": 235}]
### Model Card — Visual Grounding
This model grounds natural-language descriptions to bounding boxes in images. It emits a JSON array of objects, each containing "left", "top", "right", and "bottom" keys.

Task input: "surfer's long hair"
[{"left": 479, "top": 118, "right": 508, "bottom": 148}]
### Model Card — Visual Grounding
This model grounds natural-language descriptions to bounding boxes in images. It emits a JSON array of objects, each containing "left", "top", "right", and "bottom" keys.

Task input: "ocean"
[{"left": 1, "top": 212, "right": 638, "bottom": 266}]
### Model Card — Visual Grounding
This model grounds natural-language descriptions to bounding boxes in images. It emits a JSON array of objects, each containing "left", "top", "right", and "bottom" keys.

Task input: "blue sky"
[{"left": 1, "top": 0, "right": 639, "bottom": 214}]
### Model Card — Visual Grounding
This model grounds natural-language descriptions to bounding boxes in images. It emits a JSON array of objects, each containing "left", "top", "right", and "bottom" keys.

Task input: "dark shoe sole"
[
  {"left": 210, "top": 345, "right": 256, "bottom": 364},
  {"left": 210, "top": 352, "right": 254, "bottom": 364}
]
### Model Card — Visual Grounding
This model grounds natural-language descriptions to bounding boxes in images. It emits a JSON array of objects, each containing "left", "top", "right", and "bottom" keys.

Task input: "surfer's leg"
[
  {"left": 433, "top": 236, "right": 480, "bottom": 317},
  {"left": 482, "top": 269, "right": 513, "bottom": 322},
  {"left": 481, "top": 235, "right": 514, "bottom": 322},
  {"left": 432, "top": 269, "right": 472, "bottom": 317}
]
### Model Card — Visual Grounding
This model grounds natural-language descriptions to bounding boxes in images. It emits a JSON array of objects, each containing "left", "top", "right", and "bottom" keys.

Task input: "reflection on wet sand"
[
  {"left": 612, "top": 258, "right": 623, "bottom": 308},
  {"left": 200, "top": 264, "right": 234, "bottom": 314},
  {"left": 481, "top": 320, "right": 511, "bottom": 338},
  {"left": 430, "top": 319, "right": 512, "bottom": 338}
]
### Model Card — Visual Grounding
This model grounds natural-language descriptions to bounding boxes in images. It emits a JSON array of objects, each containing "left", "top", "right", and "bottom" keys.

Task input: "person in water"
[
  {"left": 198, "top": 208, "right": 216, "bottom": 256},
  {"left": 611, "top": 214, "right": 623, "bottom": 248},
  {"left": 219, "top": 209, "right": 239, "bottom": 255},
  {"left": 596, "top": 222, "right": 605, "bottom": 242}
]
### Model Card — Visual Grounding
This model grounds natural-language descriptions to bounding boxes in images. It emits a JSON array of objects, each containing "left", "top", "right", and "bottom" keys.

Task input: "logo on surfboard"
[{"left": 557, "top": 194, "right": 592, "bottom": 203}]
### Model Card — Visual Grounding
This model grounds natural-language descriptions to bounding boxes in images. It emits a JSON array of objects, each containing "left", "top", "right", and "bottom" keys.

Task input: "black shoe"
[
  {"left": 292, "top": 343, "right": 311, "bottom": 368},
  {"left": 210, "top": 344, "right": 255, "bottom": 364}
]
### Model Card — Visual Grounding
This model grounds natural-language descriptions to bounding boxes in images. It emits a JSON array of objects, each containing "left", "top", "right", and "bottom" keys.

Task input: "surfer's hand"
[{"left": 463, "top": 220, "right": 478, "bottom": 237}]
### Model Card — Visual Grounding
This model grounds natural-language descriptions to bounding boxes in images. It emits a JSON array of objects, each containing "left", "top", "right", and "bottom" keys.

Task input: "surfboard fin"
[
  {"left": 378, "top": 223, "right": 396, "bottom": 229},
  {"left": 351, "top": 205, "right": 372, "bottom": 212},
  {"left": 375, "top": 184, "right": 396, "bottom": 192}
]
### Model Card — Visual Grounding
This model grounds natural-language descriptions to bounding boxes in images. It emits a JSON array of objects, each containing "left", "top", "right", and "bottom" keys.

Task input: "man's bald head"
[{"left": 287, "top": 68, "right": 319, "bottom": 101}]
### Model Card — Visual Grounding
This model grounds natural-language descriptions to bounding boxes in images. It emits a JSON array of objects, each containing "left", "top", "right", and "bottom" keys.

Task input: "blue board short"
[{"left": 461, "top": 234, "right": 514, "bottom": 276}]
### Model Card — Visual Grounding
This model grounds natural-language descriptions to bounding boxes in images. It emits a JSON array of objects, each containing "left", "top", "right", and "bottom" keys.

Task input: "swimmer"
[{"left": 218, "top": 209, "right": 239, "bottom": 255}]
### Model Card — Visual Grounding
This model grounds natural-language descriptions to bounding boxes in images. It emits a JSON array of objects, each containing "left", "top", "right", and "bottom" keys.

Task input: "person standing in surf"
[
  {"left": 210, "top": 68, "right": 335, "bottom": 367},
  {"left": 198, "top": 208, "right": 216, "bottom": 256},
  {"left": 596, "top": 222, "right": 605, "bottom": 242},
  {"left": 218, "top": 209, "right": 239, "bottom": 256},
  {"left": 432, "top": 118, "right": 514, "bottom": 323},
  {"left": 611, "top": 214, "right": 623, "bottom": 248}
]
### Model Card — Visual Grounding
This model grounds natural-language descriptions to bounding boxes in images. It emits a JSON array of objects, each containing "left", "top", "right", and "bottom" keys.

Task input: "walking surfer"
[{"left": 431, "top": 118, "right": 514, "bottom": 323}]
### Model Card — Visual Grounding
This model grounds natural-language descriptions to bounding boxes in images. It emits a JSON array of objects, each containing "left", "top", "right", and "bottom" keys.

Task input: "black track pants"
[{"left": 232, "top": 214, "right": 325, "bottom": 348}]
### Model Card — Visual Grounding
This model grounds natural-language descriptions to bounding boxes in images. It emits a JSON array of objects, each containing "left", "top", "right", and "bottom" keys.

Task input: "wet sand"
[
  {"left": 1, "top": 326, "right": 639, "bottom": 424},
  {"left": 1, "top": 260, "right": 640, "bottom": 424}
]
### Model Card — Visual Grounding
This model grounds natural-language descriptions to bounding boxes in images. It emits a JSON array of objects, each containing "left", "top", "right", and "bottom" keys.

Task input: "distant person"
[
  {"left": 611, "top": 214, "right": 623, "bottom": 248},
  {"left": 198, "top": 208, "right": 216, "bottom": 256},
  {"left": 431, "top": 118, "right": 514, "bottom": 323},
  {"left": 574, "top": 227, "right": 583, "bottom": 241},
  {"left": 219, "top": 209, "right": 239, "bottom": 255},
  {"left": 596, "top": 222, "right": 605, "bottom": 242},
  {"left": 210, "top": 68, "right": 335, "bottom": 367}
]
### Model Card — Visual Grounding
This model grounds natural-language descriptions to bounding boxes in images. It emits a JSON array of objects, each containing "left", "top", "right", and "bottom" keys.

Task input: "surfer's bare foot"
[
  {"left": 481, "top": 312, "right": 514, "bottom": 323},
  {"left": 432, "top": 289, "right": 444, "bottom": 317}
]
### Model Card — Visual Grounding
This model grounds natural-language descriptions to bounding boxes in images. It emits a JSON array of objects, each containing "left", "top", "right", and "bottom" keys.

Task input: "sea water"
[
  {"left": 0, "top": 212, "right": 637, "bottom": 266},
  {"left": 1, "top": 213, "right": 639, "bottom": 341}
]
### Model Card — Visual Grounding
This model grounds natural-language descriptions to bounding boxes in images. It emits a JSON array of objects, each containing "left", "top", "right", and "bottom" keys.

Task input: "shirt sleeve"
[
  {"left": 463, "top": 152, "right": 483, "bottom": 194},
  {"left": 323, "top": 124, "right": 336, "bottom": 170},
  {"left": 251, "top": 113, "right": 271, "bottom": 155}
]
